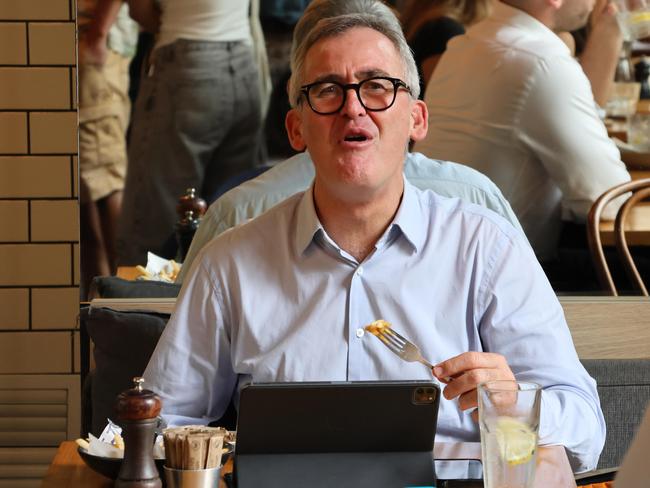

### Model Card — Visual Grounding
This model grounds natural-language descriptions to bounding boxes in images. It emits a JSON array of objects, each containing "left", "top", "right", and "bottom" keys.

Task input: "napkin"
[
  {"left": 134, "top": 252, "right": 181, "bottom": 282},
  {"left": 80, "top": 419, "right": 165, "bottom": 459},
  {"left": 88, "top": 433, "right": 123, "bottom": 458}
]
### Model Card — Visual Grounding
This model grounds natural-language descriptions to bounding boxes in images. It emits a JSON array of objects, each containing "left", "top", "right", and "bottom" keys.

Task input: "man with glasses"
[{"left": 144, "top": 0, "right": 604, "bottom": 472}]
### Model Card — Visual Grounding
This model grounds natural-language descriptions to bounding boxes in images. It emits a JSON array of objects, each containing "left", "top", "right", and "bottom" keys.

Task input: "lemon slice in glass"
[
  {"left": 494, "top": 416, "right": 537, "bottom": 466},
  {"left": 630, "top": 12, "right": 650, "bottom": 25}
]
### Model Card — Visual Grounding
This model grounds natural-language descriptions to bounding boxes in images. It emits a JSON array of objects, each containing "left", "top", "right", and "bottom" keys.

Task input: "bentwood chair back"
[{"left": 587, "top": 178, "right": 650, "bottom": 296}]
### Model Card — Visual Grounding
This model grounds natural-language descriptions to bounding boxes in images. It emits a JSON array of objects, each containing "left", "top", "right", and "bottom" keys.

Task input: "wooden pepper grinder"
[
  {"left": 114, "top": 377, "right": 162, "bottom": 488},
  {"left": 175, "top": 188, "right": 207, "bottom": 262},
  {"left": 176, "top": 188, "right": 207, "bottom": 220},
  {"left": 175, "top": 210, "right": 201, "bottom": 262}
]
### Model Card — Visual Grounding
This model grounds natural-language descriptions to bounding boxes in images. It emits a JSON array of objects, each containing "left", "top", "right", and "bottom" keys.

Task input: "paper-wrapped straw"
[{"left": 163, "top": 426, "right": 227, "bottom": 469}]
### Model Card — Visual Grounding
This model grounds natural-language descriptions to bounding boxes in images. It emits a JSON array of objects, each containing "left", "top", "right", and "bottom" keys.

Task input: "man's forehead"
[{"left": 302, "top": 27, "right": 403, "bottom": 80}]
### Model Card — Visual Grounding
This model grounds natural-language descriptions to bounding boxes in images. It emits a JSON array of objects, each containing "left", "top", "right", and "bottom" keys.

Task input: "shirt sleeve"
[
  {"left": 144, "top": 253, "right": 237, "bottom": 426},
  {"left": 477, "top": 231, "right": 606, "bottom": 472},
  {"left": 517, "top": 55, "right": 630, "bottom": 221}
]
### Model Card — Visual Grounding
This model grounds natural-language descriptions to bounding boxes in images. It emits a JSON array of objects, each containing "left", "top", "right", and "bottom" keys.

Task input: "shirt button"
[
  {"left": 355, "top": 328, "right": 365, "bottom": 338},
  {"left": 356, "top": 266, "right": 364, "bottom": 276}
]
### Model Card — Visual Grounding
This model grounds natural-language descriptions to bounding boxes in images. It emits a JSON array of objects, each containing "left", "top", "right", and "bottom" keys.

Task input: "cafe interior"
[{"left": 1, "top": 0, "right": 650, "bottom": 487}]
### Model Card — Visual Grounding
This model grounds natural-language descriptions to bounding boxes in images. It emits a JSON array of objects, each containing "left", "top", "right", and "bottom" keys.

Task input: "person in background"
[
  {"left": 415, "top": 0, "right": 631, "bottom": 290},
  {"left": 117, "top": 0, "right": 264, "bottom": 265},
  {"left": 145, "top": 0, "right": 604, "bottom": 472},
  {"left": 259, "top": 1, "right": 310, "bottom": 164},
  {"left": 78, "top": 0, "right": 138, "bottom": 298},
  {"left": 175, "top": 150, "right": 524, "bottom": 283},
  {"left": 400, "top": 0, "right": 492, "bottom": 95},
  {"left": 260, "top": 0, "right": 311, "bottom": 86},
  {"left": 559, "top": 0, "right": 623, "bottom": 107}
]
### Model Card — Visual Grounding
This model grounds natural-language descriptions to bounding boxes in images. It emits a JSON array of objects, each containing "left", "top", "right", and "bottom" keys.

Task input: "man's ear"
[
  {"left": 286, "top": 108, "right": 306, "bottom": 151},
  {"left": 409, "top": 99, "right": 428, "bottom": 143}
]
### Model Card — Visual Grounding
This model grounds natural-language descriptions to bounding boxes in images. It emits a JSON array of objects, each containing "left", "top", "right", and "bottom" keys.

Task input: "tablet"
[{"left": 236, "top": 380, "right": 440, "bottom": 454}]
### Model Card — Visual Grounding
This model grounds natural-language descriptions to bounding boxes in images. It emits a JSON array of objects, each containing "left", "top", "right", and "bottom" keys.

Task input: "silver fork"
[{"left": 367, "top": 321, "right": 452, "bottom": 382}]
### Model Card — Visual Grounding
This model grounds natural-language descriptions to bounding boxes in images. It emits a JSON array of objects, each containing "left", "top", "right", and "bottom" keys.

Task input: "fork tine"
[
  {"left": 376, "top": 332, "right": 400, "bottom": 352},
  {"left": 385, "top": 327, "right": 408, "bottom": 344},
  {"left": 366, "top": 321, "right": 450, "bottom": 381},
  {"left": 378, "top": 329, "right": 406, "bottom": 350}
]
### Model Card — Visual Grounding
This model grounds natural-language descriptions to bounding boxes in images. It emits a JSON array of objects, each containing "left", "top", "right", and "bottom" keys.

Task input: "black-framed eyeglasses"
[{"left": 300, "top": 76, "right": 411, "bottom": 115}]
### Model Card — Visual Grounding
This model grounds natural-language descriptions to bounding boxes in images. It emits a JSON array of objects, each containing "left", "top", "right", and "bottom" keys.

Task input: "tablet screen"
[{"left": 435, "top": 459, "right": 483, "bottom": 487}]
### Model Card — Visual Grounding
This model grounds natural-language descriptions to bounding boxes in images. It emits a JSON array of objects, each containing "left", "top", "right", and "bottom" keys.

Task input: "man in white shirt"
[
  {"left": 144, "top": 0, "right": 605, "bottom": 471},
  {"left": 415, "top": 0, "right": 630, "bottom": 263}
]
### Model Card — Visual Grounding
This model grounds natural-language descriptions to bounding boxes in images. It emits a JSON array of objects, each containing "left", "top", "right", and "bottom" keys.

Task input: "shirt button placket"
[{"left": 347, "top": 264, "right": 366, "bottom": 380}]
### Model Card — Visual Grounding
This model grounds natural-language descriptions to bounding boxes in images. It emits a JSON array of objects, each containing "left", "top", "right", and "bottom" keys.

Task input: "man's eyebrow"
[
  {"left": 356, "top": 69, "right": 391, "bottom": 79},
  {"left": 310, "top": 74, "right": 344, "bottom": 84},
  {"left": 308, "top": 69, "right": 394, "bottom": 84}
]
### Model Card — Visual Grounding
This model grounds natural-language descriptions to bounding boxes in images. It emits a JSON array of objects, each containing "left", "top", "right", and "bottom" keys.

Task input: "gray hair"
[{"left": 289, "top": 0, "right": 420, "bottom": 107}]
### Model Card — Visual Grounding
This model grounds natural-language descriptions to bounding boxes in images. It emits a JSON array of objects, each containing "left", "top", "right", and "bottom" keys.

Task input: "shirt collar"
[
  {"left": 294, "top": 184, "right": 323, "bottom": 255},
  {"left": 491, "top": 1, "right": 570, "bottom": 54},
  {"left": 389, "top": 178, "right": 425, "bottom": 253},
  {"left": 293, "top": 178, "right": 426, "bottom": 257}
]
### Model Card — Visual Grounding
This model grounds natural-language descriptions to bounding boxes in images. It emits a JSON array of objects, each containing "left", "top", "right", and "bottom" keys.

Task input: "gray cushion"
[
  {"left": 581, "top": 359, "right": 650, "bottom": 469},
  {"left": 81, "top": 306, "right": 169, "bottom": 436},
  {"left": 92, "top": 276, "right": 181, "bottom": 299}
]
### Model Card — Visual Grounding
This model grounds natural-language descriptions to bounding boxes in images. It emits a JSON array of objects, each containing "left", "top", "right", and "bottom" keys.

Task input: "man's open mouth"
[
  {"left": 344, "top": 134, "right": 368, "bottom": 142},
  {"left": 342, "top": 128, "right": 372, "bottom": 143}
]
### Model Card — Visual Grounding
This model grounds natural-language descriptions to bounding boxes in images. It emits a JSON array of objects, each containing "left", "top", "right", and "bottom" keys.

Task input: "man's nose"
[{"left": 340, "top": 87, "right": 366, "bottom": 117}]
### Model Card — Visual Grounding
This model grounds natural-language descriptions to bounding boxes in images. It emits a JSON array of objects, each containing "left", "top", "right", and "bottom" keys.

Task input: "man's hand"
[
  {"left": 579, "top": 0, "right": 623, "bottom": 106},
  {"left": 433, "top": 352, "right": 515, "bottom": 422},
  {"left": 590, "top": 0, "right": 620, "bottom": 33},
  {"left": 79, "top": 30, "right": 109, "bottom": 66}
]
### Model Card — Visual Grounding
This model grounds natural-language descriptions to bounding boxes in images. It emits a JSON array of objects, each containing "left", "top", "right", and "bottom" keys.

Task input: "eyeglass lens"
[{"left": 308, "top": 78, "right": 399, "bottom": 114}]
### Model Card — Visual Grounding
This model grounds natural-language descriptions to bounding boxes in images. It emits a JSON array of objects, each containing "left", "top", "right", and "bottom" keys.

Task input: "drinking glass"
[
  {"left": 628, "top": 113, "right": 650, "bottom": 151},
  {"left": 606, "top": 82, "right": 641, "bottom": 119},
  {"left": 606, "top": 81, "right": 642, "bottom": 136},
  {"left": 615, "top": 0, "right": 650, "bottom": 41},
  {"left": 478, "top": 381, "right": 541, "bottom": 488}
]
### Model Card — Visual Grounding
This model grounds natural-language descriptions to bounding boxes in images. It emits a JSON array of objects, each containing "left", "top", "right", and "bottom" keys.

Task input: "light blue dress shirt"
[
  {"left": 177, "top": 151, "right": 523, "bottom": 282},
  {"left": 145, "top": 179, "right": 604, "bottom": 472}
]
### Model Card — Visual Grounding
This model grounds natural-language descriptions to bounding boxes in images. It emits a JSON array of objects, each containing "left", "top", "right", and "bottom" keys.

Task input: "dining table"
[
  {"left": 598, "top": 170, "right": 650, "bottom": 246},
  {"left": 606, "top": 98, "right": 649, "bottom": 169},
  {"left": 41, "top": 440, "right": 579, "bottom": 488}
]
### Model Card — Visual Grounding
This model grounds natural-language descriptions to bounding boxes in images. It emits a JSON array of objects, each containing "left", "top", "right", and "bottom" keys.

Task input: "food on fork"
[
  {"left": 365, "top": 319, "right": 401, "bottom": 349},
  {"left": 364, "top": 319, "right": 452, "bottom": 383},
  {"left": 365, "top": 319, "right": 392, "bottom": 336}
]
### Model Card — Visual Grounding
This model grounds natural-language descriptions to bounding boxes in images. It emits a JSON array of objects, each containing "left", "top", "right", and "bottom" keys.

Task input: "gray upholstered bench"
[{"left": 581, "top": 359, "right": 650, "bottom": 469}]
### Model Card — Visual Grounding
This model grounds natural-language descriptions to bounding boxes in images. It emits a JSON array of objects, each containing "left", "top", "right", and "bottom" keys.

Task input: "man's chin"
[{"left": 557, "top": 11, "right": 591, "bottom": 32}]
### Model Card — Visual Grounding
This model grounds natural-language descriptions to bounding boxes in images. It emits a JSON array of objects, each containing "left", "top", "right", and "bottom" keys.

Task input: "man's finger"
[
  {"left": 442, "top": 367, "right": 499, "bottom": 400},
  {"left": 458, "top": 389, "right": 478, "bottom": 411},
  {"left": 471, "top": 409, "right": 479, "bottom": 423},
  {"left": 434, "top": 351, "right": 507, "bottom": 379}
]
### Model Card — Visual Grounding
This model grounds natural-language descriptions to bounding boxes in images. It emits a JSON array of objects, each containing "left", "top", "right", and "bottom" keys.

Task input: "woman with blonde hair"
[{"left": 400, "top": 0, "right": 492, "bottom": 94}]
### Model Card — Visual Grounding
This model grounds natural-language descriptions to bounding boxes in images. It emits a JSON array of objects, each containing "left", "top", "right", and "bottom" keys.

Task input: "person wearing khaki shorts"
[{"left": 78, "top": 0, "right": 138, "bottom": 298}]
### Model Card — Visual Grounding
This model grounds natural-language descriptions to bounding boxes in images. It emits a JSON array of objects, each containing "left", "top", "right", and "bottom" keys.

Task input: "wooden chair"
[{"left": 587, "top": 178, "right": 650, "bottom": 296}]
